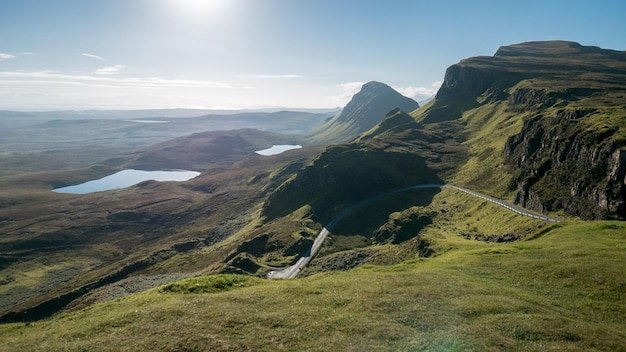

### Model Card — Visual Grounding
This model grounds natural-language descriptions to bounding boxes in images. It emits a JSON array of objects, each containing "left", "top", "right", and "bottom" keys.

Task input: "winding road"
[{"left": 266, "top": 184, "right": 560, "bottom": 279}]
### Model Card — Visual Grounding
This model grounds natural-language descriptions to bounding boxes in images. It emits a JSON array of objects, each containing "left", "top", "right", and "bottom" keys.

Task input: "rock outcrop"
[{"left": 504, "top": 107, "right": 626, "bottom": 219}]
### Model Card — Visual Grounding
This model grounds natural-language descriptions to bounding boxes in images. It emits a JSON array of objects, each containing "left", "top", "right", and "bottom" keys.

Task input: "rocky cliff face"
[
  {"left": 436, "top": 65, "right": 498, "bottom": 101},
  {"left": 504, "top": 103, "right": 626, "bottom": 219}
]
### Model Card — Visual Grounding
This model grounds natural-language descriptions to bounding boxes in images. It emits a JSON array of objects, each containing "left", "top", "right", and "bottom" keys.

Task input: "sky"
[{"left": 0, "top": 0, "right": 625, "bottom": 111}]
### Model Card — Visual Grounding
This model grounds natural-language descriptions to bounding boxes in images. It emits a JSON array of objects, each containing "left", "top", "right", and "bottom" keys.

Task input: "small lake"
[
  {"left": 53, "top": 169, "right": 200, "bottom": 194},
  {"left": 124, "top": 119, "right": 170, "bottom": 123},
  {"left": 255, "top": 145, "right": 302, "bottom": 156}
]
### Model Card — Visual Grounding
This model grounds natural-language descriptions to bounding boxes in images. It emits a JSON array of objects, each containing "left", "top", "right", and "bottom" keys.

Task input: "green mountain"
[
  {"left": 303, "top": 81, "right": 420, "bottom": 145},
  {"left": 232, "top": 40, "right": 626, "bottom": 276},
  {"left": 419, "top": 40, "right": 626, "bottom": 219}
]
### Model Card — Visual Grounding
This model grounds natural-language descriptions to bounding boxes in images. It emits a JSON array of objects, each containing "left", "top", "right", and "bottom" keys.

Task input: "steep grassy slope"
[
  {"left": 1, "top": 207, "right": 624, "bottom": 351},
  {"left": 265, "top": 109, "right": 467, "bottom": 220},
  {"left": 232, "top": 109, "right": 468, "bottom": 273}
]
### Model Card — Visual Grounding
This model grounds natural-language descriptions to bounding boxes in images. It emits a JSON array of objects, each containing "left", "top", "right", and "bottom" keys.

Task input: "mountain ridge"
[
  {"left": 262, "top": 40, "right": 626, "bottom": 263},
  {"left": 415, "top": 40, "right": 626, "bottom": 219}
]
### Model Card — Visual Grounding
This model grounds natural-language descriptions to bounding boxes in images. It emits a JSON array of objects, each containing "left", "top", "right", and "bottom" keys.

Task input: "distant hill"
[
  {"left": 0, "top": 110, "right": 332, "bottom": 154},
  {"left": 127, "top": 128, "right": 301, "bottom": 171},
  {"left": 303, "top": 81, "right": 419, "bottom": 145}
]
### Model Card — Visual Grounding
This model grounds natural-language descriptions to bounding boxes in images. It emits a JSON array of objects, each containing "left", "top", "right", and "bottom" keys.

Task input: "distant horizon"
[
  {"left": 0, "top": 82, "right": 434, "bottom": 112},
  {"left": 0, "top": 96, "right": 439, "bottom": 113},
  {"left": 1, "top": 0, "right": 625, "bottom": 111},
  {"left": 0, "top": 83, "right": 435, "bottom": 113},
  {"left": 0, "top": 105, "right": 347, "bottom": 113}
]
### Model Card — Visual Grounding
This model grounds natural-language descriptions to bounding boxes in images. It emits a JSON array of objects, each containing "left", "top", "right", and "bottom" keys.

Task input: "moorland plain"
[{"left": 0, "top": 112, "right": 325, "bottom": 320}]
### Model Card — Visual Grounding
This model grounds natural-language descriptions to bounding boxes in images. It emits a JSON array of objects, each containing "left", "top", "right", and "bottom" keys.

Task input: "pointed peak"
[
  {"left": 357, "top": 108, "right": 417, "bottom": 141},
  {"left": 359, "top": 81, "right": 396, "bottom": 94},
  {"left": 362, "top": 81, "right": 391, "bottom": 89},
  {"left": 304, "top": 81, "right": 419, "bottom": 145}
]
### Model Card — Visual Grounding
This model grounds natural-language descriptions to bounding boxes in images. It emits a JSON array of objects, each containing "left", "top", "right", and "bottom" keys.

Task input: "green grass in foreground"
[{"left": 1, "top": 221, "right": 625, "bottom": 351}]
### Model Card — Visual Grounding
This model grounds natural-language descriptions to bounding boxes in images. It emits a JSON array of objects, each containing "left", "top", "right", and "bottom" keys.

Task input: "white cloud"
[
  {"left": 331, "top": 81, "right": 364, "bottom": 105},
  {"left": 337, "top": 81, "right": 365, "bottom": 91},
  {"left": 393, "top": 81, "right": 442, "bottom": 99},
  {"left": 20, "top": 52, "right": 34, "bottom": 55},
  {"left": 332, "top": 80, "right": 442, "bottom": 106},
  {"left": 0, "top": 70, "right": 236, "bottom": 110},
  {"left": 0, "top": 70, "right": 232, "bottom": 90},
  {"left": 0, "top": 53, "right": 16, "bottom": 60},
  {"left": 249, "top": 74, "right": 301, "bottom": 79},
  {"left": 81, "top": 53, "right": 105, "bottom": 60},
  {"left": 95, "top": 65, "right": 126, "bottom": 75}
]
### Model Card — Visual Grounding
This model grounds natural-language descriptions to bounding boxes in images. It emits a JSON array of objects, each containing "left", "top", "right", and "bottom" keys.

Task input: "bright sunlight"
[{"left": 166, "top": 0, "right": 233, "bottom": 21}]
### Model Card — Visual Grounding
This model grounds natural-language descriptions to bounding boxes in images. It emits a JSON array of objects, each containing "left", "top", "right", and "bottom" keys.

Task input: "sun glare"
[{"left": 167, "top": 0, "right": 232, "bottom": 21}]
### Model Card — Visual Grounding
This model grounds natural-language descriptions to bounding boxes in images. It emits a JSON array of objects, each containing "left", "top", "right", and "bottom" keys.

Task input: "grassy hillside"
[
  {"left": 1, "top": 193, "right": 623, "bottom": 351},
  {"left": 436, "top": 96, "right": 529, "bottom": 197}
]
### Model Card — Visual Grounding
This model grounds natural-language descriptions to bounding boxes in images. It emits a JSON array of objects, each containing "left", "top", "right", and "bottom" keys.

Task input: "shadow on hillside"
[
  {"left": 330, "top": 187, "right": 442, "bottom": 238},
  {"left": 262, "top": 145, "right": 444, "bottom": 226}
]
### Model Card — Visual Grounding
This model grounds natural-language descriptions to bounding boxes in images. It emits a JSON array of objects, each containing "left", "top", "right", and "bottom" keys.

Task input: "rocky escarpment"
[
  {"left": 415, "top": 41, "right": 626, "bottom": 219},
  {"left": 423, "top": 40, "right": 626, "bottom": 124},
  {"left": 436, "top": 65, "right": 500, "bottom": 102},
  {"left": 504, "top": 107, "right": 626, "bottom": 219}
]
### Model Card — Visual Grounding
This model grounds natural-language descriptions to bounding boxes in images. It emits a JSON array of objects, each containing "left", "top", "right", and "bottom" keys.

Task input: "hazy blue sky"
[{"left": 1, "top": 0, "right": 625, "bottom": 110}]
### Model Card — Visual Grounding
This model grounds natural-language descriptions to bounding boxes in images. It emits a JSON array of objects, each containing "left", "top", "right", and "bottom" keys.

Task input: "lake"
[
  {"left": 53, "top": 169, "right": 200, "bottom": 194},
  {"left": 124, "top": 119, "right": 170, "bottom": 123},
  {"left": 255, "top": 145, "right": 302, "bottom": 156}
]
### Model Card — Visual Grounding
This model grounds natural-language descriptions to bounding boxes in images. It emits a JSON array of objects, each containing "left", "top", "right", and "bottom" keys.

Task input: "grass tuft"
[{"left": 158, "top": 274, "right": 261, "bottom": 294}]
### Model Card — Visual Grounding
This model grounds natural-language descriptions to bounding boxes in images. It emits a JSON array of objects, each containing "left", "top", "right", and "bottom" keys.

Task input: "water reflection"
[
  {"left": 255, "top": 145, "right": 302, "bottom": 156},
  {"left": 53, "top": 169, "right": 200, "bottom": 194}
]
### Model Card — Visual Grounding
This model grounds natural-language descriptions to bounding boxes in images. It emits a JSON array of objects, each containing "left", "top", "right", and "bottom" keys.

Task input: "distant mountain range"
[{"left": 0, "top": 107, "right": 342, "bottom": 120}]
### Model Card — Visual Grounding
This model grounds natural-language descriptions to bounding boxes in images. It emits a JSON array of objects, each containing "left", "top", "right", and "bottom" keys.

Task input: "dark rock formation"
[{"left": 505, "top": 107, "right": 626, "bottom": 219}]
